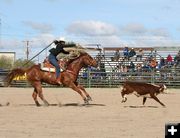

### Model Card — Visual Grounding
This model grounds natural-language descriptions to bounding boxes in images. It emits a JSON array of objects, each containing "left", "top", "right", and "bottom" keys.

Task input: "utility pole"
[{"left": 22, "top": 40, "right": 33, "bottom": 60}]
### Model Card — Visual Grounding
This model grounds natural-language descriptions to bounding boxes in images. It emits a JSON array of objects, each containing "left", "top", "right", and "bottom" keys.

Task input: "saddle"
[
  {"left": 40, "top": 58, "right": 67, "bottom": 72},
  {"left": 40, "top": 50, "right": 81, "bottom": 72}
]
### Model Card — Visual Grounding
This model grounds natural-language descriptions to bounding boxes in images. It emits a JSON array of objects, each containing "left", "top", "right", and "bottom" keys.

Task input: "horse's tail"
[{"left": 5, "top": 68, "right": 26, "bottom": 86}]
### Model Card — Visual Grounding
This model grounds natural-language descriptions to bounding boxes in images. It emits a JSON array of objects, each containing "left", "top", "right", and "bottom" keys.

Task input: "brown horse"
[{"left": 5, "top": 52, "right": 97, "bottom": 106}]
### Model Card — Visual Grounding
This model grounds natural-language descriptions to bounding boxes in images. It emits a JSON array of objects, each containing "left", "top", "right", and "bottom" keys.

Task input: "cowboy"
[{"left": 48, "top": 38, "right": 69, "bottom": 84}]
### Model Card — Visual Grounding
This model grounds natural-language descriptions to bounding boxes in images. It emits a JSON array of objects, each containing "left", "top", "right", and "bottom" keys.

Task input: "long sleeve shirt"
[{"left": 49, "top": 43, "right": 69, "bottom": 56}]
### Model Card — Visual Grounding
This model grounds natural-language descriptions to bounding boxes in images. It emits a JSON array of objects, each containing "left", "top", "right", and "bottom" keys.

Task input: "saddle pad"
[
  {"left": 40, "top": 67, "right": 56, "bottom": 72},
  {"left": 40, "top": 59, "right": 65, "bottom": 72}
]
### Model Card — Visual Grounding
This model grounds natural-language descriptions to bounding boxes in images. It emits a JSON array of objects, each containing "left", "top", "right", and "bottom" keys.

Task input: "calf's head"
[{"left": 159, "top": 84, "right": 167, "bottom": 93}]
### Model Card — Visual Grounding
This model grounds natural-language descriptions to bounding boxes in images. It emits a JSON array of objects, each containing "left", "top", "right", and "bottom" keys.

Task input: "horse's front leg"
[
  {"left": 77, "top": 84, "right": 92, "bottom": 102},
  {"left": 68, "top": 82, "right": 89, "bottom": 104}
]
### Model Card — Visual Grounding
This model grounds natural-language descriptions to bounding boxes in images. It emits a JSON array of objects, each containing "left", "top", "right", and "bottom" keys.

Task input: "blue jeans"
[{"left": 48, "top": 54, "right": 60, "bottom": 78}]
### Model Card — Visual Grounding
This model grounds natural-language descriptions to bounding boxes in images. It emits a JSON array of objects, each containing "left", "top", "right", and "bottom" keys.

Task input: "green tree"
[{"left": 0, "top": 56, "right": 13, "bottom": 69}]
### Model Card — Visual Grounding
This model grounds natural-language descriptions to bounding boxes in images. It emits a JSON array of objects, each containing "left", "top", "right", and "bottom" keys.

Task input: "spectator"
[
  {"left": 96, "top": 53, "right": 102, "bottom": 60},
  {"left": 149, "top": 50, "right": 157, "bottom": 59},
  {"left": 178, "top": 50, "right": 180, "bottom": 54},
  {"left": 113, "top": 50, "right": 120, "bottom": 61},
  {"left": 158, "top": 57, "right": 165, "bottom": 69},
  {"left": 149, "top": 58, "right": 157, "bottom": 69},
  {"left": 136, "top": 63, "right": 142, "bottom": 72},
  {"left": 174, "top": 52, "right": 180, "bottom": 66},
  {"left": 129, "top": 61, "right": 135, "bottom": 72},
  {"left": 136, "top": 63, "right": 143, "bottom": 79},
  {"left": 142, "top": 57, "right": 150, "bottom": 71},
  {"left": 122, "top": 65, "right": 128, "bottom": 73},
  {"left": 166, "top": 54, "right": 173, "bottom": 66},
  {"left": 129, "top": 48, "right": 136, "bottom": 58},
  {"left": 123, "top": 47, "right": 129, "bottom": 60},
  {"left": 119, "top": 64, "right": 124, "bottom": 72},
  {"left": 99, "top": 63, "right": 106, "bottom": 79},
  {"left": 136, "top": 48, "right": 143, "bottom": 61}
]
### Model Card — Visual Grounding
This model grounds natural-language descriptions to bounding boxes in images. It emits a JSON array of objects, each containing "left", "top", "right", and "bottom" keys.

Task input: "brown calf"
[{"left": 121, "top": 81, "right": 167, "bottom": 107}]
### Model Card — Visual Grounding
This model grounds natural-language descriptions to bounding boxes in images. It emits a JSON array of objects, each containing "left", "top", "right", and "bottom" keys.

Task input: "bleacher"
[{"left": 78, "top": 46, "right": 180, "bottom": 88}]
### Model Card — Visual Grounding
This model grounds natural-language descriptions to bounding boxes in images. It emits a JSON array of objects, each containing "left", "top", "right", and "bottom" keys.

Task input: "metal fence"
[
  {"left": 1, "top": 67, "right": 179, "bottom": 88},
  {"left": 77, "top": 67, "right": 180, "bottom": 88}
]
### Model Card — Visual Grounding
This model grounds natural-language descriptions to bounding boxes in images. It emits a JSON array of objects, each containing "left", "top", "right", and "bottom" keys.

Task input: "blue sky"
[{"left": 0, "top": 0, "right": 180, "bottom": 59}]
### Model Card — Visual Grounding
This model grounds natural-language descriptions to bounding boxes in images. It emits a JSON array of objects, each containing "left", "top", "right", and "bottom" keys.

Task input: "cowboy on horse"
[
  {"left": 5, "top": 40, "right": 98, "bottom": 106},
  {"left": 48, "top": 38, "right": 70, "bottom": 84}
]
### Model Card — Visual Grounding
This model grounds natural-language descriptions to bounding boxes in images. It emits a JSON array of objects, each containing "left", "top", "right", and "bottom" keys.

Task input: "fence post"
[
  {"left": 88, "top": 69, "right": 91, "bottom": 88},
  {"left": 151, "top": 68, "right": 155, "bottom": 84}
]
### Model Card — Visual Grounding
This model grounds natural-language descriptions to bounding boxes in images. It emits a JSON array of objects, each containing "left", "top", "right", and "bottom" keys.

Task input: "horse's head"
[{"left": 82, "top": 52, "right": 98, "bottom": 68}]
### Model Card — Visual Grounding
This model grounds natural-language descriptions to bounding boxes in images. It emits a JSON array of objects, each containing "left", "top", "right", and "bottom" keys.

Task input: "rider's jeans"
[{"left": 48, "top": 53, "right": 60, "bottom": 78}]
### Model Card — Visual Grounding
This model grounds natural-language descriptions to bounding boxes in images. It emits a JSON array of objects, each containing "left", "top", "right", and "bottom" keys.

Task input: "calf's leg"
[
  {"left": 121, "top": 91, "right": 127, "bottom": 103},
  {"left": 143, "top": 97, "right": 147, "bottom": 105},
  {"left": 150, "top": 94, "right": 165, "bottom": 107}
]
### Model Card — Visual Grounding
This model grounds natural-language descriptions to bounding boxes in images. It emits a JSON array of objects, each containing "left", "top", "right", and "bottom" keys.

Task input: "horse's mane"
[{"left": 66, "top": 51, "right": 88, "bottom": 65}]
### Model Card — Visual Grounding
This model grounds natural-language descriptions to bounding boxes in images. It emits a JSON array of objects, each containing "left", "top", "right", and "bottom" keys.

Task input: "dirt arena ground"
[{"left": 0, "top": 87, "right": 180, "bottom": 138}]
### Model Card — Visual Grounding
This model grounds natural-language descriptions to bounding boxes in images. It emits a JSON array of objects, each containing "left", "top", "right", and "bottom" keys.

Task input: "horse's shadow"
[
  {"left": 123, "top": 105, "right": 159, "bottom": 108},
  {"left": 19, "top": 103, "right": 106, "bottom": 107},
  {"left": 61, "top": 103, "right": 106, "bottom": 107}
]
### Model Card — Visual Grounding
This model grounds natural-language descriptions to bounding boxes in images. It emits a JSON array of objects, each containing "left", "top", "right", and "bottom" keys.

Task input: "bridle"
[
  {"left": 66, "top": 54, "right": 96, "bottom": 76},
  {"left": 84, "top": 55, "right": 96, "bottom": 67}
]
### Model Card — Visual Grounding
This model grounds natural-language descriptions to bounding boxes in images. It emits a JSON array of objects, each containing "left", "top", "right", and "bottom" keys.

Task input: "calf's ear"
[
  {"left": 159, "top": 84, "right": 167, "bottom": 92},
  {"left": 163, "top": 84, "right": 167, "bottom": 90}
]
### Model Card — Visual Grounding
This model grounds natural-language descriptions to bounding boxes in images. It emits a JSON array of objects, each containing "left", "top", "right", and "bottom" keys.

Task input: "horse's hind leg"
[
  {"left": 77, "top": 84, "right": 92, "bottom": 102},
  {"left": 32, "top": 89, "right": 40, "bottom": 106},
  {"left": 37, "top": 84, "right": 49, "bottom": 106},
  {"left": 33, "top": 81, "right": 49, "bottom": 106}
]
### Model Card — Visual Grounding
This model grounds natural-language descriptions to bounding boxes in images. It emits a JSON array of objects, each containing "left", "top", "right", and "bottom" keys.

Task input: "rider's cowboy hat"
[
  {"left": 54, "top": 37, "right": 66, "bottom": 44},
  {"left": 59, "top": 37, "right": 65, "bottom": 42}
]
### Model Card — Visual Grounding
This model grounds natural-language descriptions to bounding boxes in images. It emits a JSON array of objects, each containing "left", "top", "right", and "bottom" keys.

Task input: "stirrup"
[{"left": 56, "top": 80, "right": 62, "bottom": 85}]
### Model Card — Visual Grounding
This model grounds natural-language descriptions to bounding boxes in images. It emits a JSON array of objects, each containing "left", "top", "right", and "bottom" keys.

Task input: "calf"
[{"left": 121, "top": 81, "right": 167, "bottom": 107}]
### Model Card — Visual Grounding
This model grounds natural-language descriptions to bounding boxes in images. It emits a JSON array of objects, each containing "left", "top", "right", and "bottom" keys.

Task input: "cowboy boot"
[{"left": 56, "top": 76, "right": 62, "bottom": 85}]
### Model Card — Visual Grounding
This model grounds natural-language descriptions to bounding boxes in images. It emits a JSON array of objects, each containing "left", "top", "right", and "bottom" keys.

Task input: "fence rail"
[
  {"left": 0, "top": 67, "right": 180, "bottom": 88},
  {"left": 78, "top": 67, "right": 180, "bottom": 88}
]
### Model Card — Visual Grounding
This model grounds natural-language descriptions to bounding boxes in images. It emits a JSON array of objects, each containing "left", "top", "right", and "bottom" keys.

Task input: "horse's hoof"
[
  {"left": 36, "top": 104, "right": 41, "bottom": 107},
  {"left": 84, "top": 98, "right": 89, "bottom": 105},
  {"left": 44, "top": 103, "right": 49, "bottom": 107},
  {"left": 35, "top": 101, "right": 41, "bottom": 107},
  {"left": 121, "top": 97, "right": 127, "bottom": 103},
  {"left": 162, "top": 105, "right": 166, "bottom": 108},
  {"left": 87, "top": 96, "right": 92, "bottom": 101},
  {"left": 43, "top": 100, "right": 50, "bottom": 106}
]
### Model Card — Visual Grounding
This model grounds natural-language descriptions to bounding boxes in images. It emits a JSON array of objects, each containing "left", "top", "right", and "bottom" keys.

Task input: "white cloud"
[
  {"left": 129, "top": 35, "right": 180, "bottom": 47},
  {"left": 120, "top": 23, "right": 147, "bottom": 35},
  {"left": 150, "top": 28, "right": 170, "bottom": 37},
  {"left": 0, "top": 33, "right": 58, "bottom": 60},
  {"left": 1, "top": 20, "right": 179, "bottom": 60},
  {"left": 66, "top": 20, "right": 176, "bottom": 47},
  {"left": 31, "top": 33, "right": 55, "bottom": 44},
  {"left": 66, "top": 20, "right": 118, "bottom": 36},
  {"left": 176, "top": 27, "right": 180, "bottom": 33},
  {"left": 0, "top": 39, "right": 21, "bottom": 49},
  {"left": 23, "top": 21, "right": 54, "bottom": 33}
]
